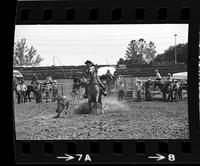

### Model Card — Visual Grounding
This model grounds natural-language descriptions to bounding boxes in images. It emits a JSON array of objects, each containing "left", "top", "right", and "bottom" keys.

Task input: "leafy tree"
[
  {"left": 124, "top": 38, "right": 157, "bottom": 64},
  {"left": 117, "top": 58, "right": 126, "bottom": 65},
  {"left": 153, "top": 43, "right": 188, "bottom": 65},
  {"left": 13, "top": 38, "right": 44, "bottom": 66}
]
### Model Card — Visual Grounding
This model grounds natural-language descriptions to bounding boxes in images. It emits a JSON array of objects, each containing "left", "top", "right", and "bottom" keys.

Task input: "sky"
[{"left": 14, "top": 24, "right": 188, "bottom": 66}]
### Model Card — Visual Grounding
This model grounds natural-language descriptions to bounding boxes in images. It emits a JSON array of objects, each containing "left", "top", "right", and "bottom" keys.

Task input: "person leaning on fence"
[{"left": 136, "top": 80, "right": 143, "bottom": 102}]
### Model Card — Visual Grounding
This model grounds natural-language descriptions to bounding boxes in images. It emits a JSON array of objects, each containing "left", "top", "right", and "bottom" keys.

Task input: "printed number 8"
[{"left": 168, "top": 154, "right": 175, "bottom": 161}]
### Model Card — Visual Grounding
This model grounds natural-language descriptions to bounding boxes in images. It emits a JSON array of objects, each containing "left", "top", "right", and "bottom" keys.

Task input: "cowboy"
[
  {"left": 106, "top": 69, "right": 113, "bottom": 80},
  {"left": 166, "top": 73, "right": 173, "bottom": 82},
  {"left": 31, "top": 73, "right": 38, "bottom": 85},
  {"left": 83, "top": 60, "right": 107, "bottom": 98},
  {"left": 155, "top": 69, "right": 162, "bottom": 81},
  {"left": 46, "top": 74, "right": 53, "bottom": 84}
]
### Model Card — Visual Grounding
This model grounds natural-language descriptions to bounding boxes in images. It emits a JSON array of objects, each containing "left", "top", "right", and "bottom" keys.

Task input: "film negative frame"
[{"left": 11, "top": 0, "right": 200, "bottom": 164}]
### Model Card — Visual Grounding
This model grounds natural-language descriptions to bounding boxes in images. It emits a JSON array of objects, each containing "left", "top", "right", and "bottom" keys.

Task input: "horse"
[
  {"left": 153, "top": 80, "right": 171, "bottom": 101},
  {"left": 100, "top": 74, "right": 114, "bottom": 94},
  {"left": 25, "top": 85, "right": 36, "bottom": 102},
  {"left": 86, "top": 68, "right": 103, "bottom": 114}
]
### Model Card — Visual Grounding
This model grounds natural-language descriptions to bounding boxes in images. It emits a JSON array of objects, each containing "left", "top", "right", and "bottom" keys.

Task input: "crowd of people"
[
  {"left": 13, "top": 73, "right": 59, "bottom": 104},
  {"left": 13, "top": 60, "right": 184, "bottom": 104},
  {"left": 115, "top": 69, "right": 184, "bottom": 102}
]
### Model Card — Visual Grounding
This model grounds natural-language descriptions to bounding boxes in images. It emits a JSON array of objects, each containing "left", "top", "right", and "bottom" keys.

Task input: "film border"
[{"left": 12, "top": 0, "right": 200, "bottom": 164}]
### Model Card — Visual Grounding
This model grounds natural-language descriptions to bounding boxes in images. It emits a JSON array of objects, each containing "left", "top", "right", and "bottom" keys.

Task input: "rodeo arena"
[{"left": 13, "top": 62, "right": 189, "bottom": 140}]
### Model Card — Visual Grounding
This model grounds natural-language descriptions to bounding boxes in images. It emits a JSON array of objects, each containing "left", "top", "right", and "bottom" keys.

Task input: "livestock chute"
[
  {"left": 97, "top": 66, "right": 116, "bottom": 76},
  {"left": 172, "top": 72, "right": 187, "bottom": 80}
]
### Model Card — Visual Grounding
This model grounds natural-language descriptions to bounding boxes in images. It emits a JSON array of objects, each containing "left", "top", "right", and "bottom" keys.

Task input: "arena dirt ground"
[{"left": 14, "top": 94, "right": 189, "bottom": 140}]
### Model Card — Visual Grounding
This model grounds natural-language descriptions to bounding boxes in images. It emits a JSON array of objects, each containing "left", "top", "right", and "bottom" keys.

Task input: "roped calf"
[{"left": 54, "top": 96, "right": 69, "bottom": 118}]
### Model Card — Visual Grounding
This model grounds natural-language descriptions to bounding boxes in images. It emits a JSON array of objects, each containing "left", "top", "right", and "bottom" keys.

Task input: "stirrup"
[
  {"left": 103, "top": 91, "right": 108, "bottom": 96},
  {"left": 83, "top": 94, "right": 88, "bottom": 98}
]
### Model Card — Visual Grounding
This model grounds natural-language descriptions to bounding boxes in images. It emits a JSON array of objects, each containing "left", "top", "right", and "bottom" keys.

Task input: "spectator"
[
  {"left": 136, "top": 80, "right": 143, "bottom": 102},
  {"left": 144, "top": 78, "right": 152, "bottom": 101},
  {"left": 52, "top": 80, "right": 58, "bottom": 102},
  {"left": 117, "top": 81, "right": 125, "bottom": 100}
]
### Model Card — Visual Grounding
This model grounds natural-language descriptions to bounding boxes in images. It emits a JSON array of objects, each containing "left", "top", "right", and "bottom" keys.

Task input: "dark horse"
[
  {"left": 153, "top": 80, "right": 173, "bottom": 101},
  {"left": 83, "top": 68, "right": 103, "bottom": 114},
  {"left": 25, "top": 84, "right": 42, "bottom": 103}
]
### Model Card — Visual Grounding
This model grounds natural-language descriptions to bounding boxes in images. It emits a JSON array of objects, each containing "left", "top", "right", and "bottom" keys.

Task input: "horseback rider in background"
[
  {"left": 31, "top": 73, "right": 39, "bottom": 86},
  {"left": 155, "top": 69, "right": 162, "bottom": 81},
  {"left": 166, "top": 73, "right": 173, "bottom": 82},
  {"left": 83, "top": 60, "right": 108, "bottom": 98},
  {"left": 46, "top": 74, "right": 53, "bottom": 84}
]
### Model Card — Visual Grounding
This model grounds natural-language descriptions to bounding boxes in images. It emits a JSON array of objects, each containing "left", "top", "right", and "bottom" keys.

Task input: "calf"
[{"left": 54, "top": 96, "right": 69, "bottom": 118}]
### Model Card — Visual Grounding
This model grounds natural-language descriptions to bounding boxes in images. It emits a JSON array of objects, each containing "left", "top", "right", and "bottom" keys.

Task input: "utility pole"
[{"left": 174, "top": 34, "right": 177, "bottom": 64}]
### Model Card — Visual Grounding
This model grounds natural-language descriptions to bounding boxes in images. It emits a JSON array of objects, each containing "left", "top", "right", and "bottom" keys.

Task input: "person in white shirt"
[
  {"left": 166, "top": 73, "right": 173, "bottom": 82},
  {"left": 155, "top": 69, "right": 161, "bottom": 81},
  {"left": 16, "top": 80, "right": 27, "bottom": 103}
]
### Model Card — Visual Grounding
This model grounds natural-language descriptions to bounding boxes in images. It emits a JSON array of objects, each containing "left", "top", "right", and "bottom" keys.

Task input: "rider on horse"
[
  {"left": 31, "top": 73, "right": 39, "bottom": 86},
  {"left": 106, "top": 69, "right": 113, "bottom": 80},
  {"left": 155, "top": 69, "right": 162, "bottom": 81},
  {"left": 83, "top": 60, "right": 107, "bottom": 99}
]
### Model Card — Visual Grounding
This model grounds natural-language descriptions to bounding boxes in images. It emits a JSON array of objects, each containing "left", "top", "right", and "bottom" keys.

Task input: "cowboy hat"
[{"left": 85, "top": 60, "right": 93, "bottom": 64}]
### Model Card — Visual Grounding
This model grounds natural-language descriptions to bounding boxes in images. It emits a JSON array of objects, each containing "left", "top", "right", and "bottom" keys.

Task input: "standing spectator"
[
  {"left": 144, "top": 78, "right": 152, "bottom": 101},
  {"left": 21, "top": 80, "right": 27, "bottom": 103},
  {"left": 117, "top": 81, "right": 125, "bottom": 100},
  {"left": 52, "top": 80, "right": 58, "bottom": 102},
  {"left": 16, "top": 81, "right": 23, "bottom": 104},
  {"left": 136, "top": 80, "right": 143, "bottom": 101}
]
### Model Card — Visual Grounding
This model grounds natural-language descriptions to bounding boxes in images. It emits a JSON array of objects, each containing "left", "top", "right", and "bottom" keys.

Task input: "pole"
[{"left": 174, "top": 34, "right": 177, "bottom": 64}]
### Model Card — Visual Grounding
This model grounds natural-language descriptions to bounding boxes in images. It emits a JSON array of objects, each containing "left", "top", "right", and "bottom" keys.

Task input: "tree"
[
  {"left": 117, "top": 58, "right": 126, "bottom": 65},
  {"left": 153, "top": 43, "right": 188, "bottom": 65},
  {"left": 13, "top": 38, "right": 44, "bottom": 67},
  {"left": 124, "top": 38, "right": 157, "bottom": 64}
]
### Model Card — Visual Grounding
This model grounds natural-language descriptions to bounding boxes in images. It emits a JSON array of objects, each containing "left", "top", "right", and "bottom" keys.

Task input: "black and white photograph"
[{"left": 13, "top": 24, "right": 188, "bottom": 140}]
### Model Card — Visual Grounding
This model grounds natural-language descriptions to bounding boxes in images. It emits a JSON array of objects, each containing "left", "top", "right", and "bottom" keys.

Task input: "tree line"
[
  {"left": 13, "top": 38, "right": 187, "bottom": 67},
  {"left": 117, "top": 38, "right": 187, "bottom": 66}
]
